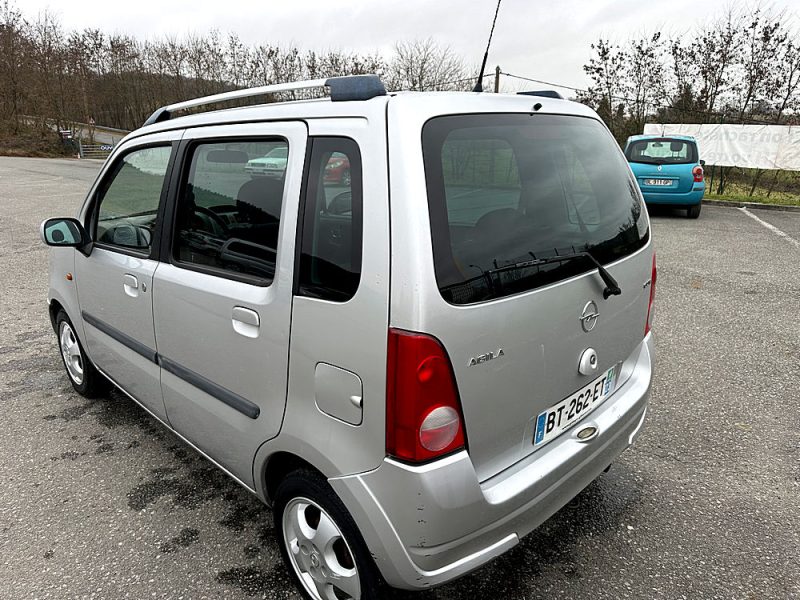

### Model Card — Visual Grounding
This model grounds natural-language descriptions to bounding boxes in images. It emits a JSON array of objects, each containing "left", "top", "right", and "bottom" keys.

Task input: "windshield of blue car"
[{"left": 625, "top": 139, "right": 698, "bottom": 165}]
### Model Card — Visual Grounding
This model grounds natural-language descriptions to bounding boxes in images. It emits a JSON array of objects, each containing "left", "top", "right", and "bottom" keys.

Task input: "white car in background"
[{"left": 245, "top": 146, "right": 288, "bottom": 177}]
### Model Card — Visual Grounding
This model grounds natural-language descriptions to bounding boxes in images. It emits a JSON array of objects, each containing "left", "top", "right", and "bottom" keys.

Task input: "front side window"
[
  {"left": 173, "top": 140, "right": 288, "bottom": 284},
  {"left": 422, "top": 114, "right": 649, "bottom": 305},
  {"left": 94, "top": 145, "right": 172, "bottom": 253},
  {"left": 296, "top": 137, "right": 363, "bottom": 302},
  {"left": 625, "top": 138, "right": 697, "bottom": 165}
]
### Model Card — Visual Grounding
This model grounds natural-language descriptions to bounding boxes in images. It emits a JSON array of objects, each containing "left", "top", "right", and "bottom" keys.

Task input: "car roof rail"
[
  {"left": 142, "top": 74, "right": 387, "bottom": 127},
  {"left": 517, "top": 90, "right": 564, "bottom": 100}
]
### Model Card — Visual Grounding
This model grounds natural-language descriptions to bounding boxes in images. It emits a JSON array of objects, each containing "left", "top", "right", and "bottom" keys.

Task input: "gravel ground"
[{"left": 1, "top": 157, "right": 798, "bottom": 600}]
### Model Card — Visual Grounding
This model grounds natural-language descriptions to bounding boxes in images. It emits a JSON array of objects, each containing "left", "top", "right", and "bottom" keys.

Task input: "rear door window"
[
  {"left": 422, "top": 114, "right": 649, "bottom": 305},
  {"left": 173, "top": 140, "right": 288, "bottom": 284}
]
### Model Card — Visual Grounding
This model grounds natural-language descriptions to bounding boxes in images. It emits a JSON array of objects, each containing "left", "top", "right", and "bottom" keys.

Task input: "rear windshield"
[
  {"left": 625, "top": 138, "right": 698, "bottom": 165},
  {"left": 422, "top": 113, "right": 649, "bottom": 305}
]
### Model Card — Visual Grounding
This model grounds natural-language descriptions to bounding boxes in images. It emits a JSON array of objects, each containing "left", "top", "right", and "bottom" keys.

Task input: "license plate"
[
  {"left": 533, "top": 366, "right": 619, "bottom": 447},
  {"left": 643, "top": 178, "right": 672, "bottom": 186}
]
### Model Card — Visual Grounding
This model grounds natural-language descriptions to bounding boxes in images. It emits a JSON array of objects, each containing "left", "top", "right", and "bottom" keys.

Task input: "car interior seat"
[{"left": 234, "top": 177, "right": 285, "bottom": 249}]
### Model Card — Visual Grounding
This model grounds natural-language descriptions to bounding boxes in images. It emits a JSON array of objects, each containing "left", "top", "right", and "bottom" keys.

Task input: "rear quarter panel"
[
  {"left": 387, "top": 94, "right": 654, "bottom": 481},
  {"left": 254, "top": 107, "right": 392, "bottom": 493}
]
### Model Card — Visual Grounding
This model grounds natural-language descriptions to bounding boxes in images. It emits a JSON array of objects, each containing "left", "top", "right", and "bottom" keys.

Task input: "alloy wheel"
[
  {"left": 282, "top": 496, "right": 361, "bottom": 600},
  {"left": 59, "top": 321, "right": 84, "bottom": 385}
]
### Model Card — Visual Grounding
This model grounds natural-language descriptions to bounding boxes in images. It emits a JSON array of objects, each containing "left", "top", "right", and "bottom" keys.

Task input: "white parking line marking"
[
  {"left": 6, "top": 178, "right": 64, "bottom": 188},
  {"left": 739, "top": 207, "right": 800, "bottom": 250},
  {"left": 34, "top": 192, "right": 86, "bottom": 199}
]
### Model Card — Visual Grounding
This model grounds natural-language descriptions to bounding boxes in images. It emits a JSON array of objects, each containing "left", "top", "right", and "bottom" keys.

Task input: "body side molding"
[
  {"left": 159, "top": 355, "right": 261, "bottom": 419},
  {"left": 81, "top": 311, "right": 260, "bottom": 419},
  {"left": 82, "top": 311, "right": 158, "bottom": 363}
]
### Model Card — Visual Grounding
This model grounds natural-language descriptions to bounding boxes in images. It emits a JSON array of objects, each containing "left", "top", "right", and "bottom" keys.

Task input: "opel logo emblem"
[
  {"left": 657, "top": 164, "right": 662, "bottom": 171},
  {"left": 580, "top": 301, "right": 599, "bottom": 333}
]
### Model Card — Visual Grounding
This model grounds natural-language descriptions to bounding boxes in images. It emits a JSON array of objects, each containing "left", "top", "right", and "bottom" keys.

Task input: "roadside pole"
[{"left": 494, "top": 66, "right": 501, "bottom": 93}]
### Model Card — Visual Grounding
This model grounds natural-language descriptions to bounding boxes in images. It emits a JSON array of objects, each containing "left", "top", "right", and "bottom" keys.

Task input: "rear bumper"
[
  {"left": 642, "top": 187, "right": 704, "bottom": 206},
  {"left": 330, "top": 333, "right": 654, "bottom": 590}
]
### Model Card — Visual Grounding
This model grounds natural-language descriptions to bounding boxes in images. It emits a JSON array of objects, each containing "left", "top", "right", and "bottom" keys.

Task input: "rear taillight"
[
  {"left": 386, "top": 329, "right": 466, "bottom": 463},
  {"left": 692, "top": 165, "right": 704, "bottom": 183},
  {"left": 645, "top": 253, "right": 657, "bottom": 336}
]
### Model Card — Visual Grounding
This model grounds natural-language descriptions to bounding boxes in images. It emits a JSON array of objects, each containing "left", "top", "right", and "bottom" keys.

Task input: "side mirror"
[{"left": 41, "top": 217, "right": 88, "bottom": 249}]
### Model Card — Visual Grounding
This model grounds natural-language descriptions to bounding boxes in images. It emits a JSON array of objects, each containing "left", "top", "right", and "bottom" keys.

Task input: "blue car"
[{"left": 624, "top": 135, "right": 705, "bottom": 218}]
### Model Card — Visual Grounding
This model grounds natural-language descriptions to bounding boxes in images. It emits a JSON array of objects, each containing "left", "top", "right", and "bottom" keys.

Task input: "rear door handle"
[
  {"left": 123, "top": 273, "right": 139, "bottom": 297},
  {"left": 232, "top": 306, "right": 260, "bottom": 338}
]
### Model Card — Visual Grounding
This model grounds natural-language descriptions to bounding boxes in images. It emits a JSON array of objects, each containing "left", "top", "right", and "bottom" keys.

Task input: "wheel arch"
[
  {"left": 48, "top": 298, "right": 65, "bottom": 332},
  {"left": 48, "top": 294, "right": 88, "bottom": 351},
  {"left": 258, "top": 449, "right": 328, "bottom": 506}
]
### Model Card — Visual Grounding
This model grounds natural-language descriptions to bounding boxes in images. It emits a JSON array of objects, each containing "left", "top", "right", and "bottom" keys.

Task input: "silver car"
[{"left": 42, "top": 75, "right": 655, "bottom": 600}]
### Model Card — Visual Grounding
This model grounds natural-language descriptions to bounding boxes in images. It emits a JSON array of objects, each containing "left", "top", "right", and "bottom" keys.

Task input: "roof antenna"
[{"left": 473, "top": 0, "right": 503, "bottom": 92}]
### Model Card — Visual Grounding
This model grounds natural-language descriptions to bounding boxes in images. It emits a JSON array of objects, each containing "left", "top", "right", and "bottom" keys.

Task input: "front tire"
[
  {"left": 55, "top": 310, "right": 106, "bottom": 398},
  {"left": 687, "top": 203, "right": 701, "bottom": 219},
  {"left": 274, "top": 470, "right": 383, "bottom": 600}
]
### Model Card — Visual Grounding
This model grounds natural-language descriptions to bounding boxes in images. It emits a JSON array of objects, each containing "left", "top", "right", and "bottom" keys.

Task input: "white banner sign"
[{"left": 642, "top": 123, "right": 800, "bottom": 171}]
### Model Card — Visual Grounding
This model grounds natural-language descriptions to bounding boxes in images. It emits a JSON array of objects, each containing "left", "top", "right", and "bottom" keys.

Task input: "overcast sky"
[{"left": 17, "top": 0, "right": 800, "bottom": 92}]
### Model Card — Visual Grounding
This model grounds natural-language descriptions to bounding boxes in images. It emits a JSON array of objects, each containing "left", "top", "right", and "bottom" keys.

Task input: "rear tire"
[
  {"left": 687, "top": 203, "right": 701, "bottom": 219},
  {"left": 274, "top": 469, "right": 384, "bottom": 600},
  {"left": 55, "top": 310, "right": 107, "bottom": 398}
]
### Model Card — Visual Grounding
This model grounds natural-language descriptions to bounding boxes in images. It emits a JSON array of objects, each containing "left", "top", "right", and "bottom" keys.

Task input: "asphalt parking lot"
[{"left": 1, "top": 156, "right": 798, "bottom": 600}]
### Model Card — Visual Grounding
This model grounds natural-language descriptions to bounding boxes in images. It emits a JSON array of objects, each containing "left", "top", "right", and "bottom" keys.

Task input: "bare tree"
[
  {"left": 735, "top": 6, "right": 788, "bottom": 122},
  {"left": 0, "top": 0, "right": 30, "bottom": 130},
  {"left": 659, "top": 40, "right": 707, "bottom": 124},
  {"left": 771, "top": 36, "right": 800, "bottom": 122},
  {"left": 583, "top": 39, "right": 627, "bottom": 138},
  {"left": 248, "top": 43, "right": 278, "bottom": 87},
  {"left": 389, "top": 38, "right": 470, "bottom": 91},
  {"left": 624, "top": 32, "right": 667, "bottom": 132},
  {"left": 764, "top": 30, "right": 800, "bottom": 195},
  {"left": 30, "top": 10, "right": 76, "bottom": 129},
  {"left": 226, "top": 33, "right": 249, "bottom": 89},
  {"left": 687, "top": 8, "right": 742, "bottom": 122}
]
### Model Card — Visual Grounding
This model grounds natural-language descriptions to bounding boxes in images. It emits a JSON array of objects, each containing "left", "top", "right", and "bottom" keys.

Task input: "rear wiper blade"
[{"left": 487, "top": 251, "right": 622, "bottom": 299}]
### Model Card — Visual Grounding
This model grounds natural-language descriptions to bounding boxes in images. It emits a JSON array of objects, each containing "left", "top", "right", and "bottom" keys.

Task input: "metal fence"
[{"left": 79, "top": 142, "right": 115, "bottom": 160}]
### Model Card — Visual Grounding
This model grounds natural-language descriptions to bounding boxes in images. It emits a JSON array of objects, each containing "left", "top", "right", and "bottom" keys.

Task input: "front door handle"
[
  {"left": 123, "top": 273, "right": 139, "bottom": 297},
  {"left": 232, "top": 306, "right": 260, "bottom": 338}
]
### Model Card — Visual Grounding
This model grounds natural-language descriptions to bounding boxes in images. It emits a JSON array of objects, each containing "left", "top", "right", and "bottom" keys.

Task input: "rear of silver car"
[{"left": 331, "top": 94, "right": 655, "bottom": 589}]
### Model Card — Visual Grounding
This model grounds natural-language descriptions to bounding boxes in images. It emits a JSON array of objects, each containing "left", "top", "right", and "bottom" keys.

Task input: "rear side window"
[
  {"left": 173, "top": 140, "right": 288, "bottom": 284},
  {"left": 296, "top": 137, "right": 363, "bottom": 301},
  {"left": 94, "top": 145, "right": 172, "bottom": 253},
  {"left": 625, "top": 138, "right": 697, "bottom": 165},
  {"left": 422, "top": 114, "right": 649, "bottom": 305}
]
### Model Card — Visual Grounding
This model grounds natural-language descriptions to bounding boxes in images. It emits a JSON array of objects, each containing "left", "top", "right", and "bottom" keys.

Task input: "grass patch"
[
  {"left": 704, "top": 179, "right": 800, "bottom": 207},
  {"left": 704, "top": 169, "right": 800, "bottom": 207},
  {"left": 705, "top": 193, "right": 800, "bottom": 207}
]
